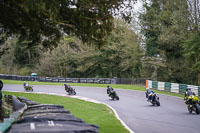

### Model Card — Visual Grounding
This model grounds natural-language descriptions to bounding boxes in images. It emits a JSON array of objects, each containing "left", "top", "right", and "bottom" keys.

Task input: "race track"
[{"left": 3, "top": 84, "right": 200, "bottom": 133}]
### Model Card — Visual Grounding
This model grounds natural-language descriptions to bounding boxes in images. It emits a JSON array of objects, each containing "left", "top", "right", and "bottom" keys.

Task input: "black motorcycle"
[
  {"left": 107, "top": 89, "right": 119, "bottom": 100},
  {"left": 24, "top": 83, "right": 33, "bottom": 91},
  {"left": 65, "top": 85, "right": 76, "bottom": 95},
  {"left": 146, "top": 93, "right": 160, "bottom": 106}
]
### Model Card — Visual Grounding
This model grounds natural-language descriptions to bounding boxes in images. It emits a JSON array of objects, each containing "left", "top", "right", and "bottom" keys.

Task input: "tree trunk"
[{"left": 198, "top": 71, "right": 200, "bottom": 85}]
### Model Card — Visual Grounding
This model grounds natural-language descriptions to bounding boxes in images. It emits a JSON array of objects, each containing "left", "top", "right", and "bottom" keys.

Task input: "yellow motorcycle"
[
  {"left": 185, "top": 94, "right": 200, "bottom": 114},
  {"left": 24, "top": 83, "right": 34, "bottom": 91}
]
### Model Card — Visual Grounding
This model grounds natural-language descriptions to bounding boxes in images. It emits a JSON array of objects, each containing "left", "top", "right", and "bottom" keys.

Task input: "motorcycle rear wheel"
[{"left": 188, "top": 106, "right": 192, "bottom": 114}]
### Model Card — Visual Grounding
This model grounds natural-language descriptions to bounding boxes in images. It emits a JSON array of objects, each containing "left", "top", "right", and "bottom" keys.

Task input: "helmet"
[
  {"left": 107, "top": 85, "right": 110, "bottom": 88},
  {"left": 186, "top": 88, "right": 191, "bottom": 91}
]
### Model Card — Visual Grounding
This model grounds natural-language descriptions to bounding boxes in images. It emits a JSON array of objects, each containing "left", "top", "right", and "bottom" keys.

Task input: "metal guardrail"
[{"left": 0, "top": 74, "right": 146, "bottom": 85}]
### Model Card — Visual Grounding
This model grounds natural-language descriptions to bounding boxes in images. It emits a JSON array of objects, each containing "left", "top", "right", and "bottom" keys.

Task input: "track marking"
[{"left": 30, "top": 123, "right": 35, "bottom": 130}]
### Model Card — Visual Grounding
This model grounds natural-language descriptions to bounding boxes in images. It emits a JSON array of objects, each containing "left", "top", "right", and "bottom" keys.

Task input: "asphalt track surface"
[{"left": 4, "top": 84, "right": 200, "bottom": 133}]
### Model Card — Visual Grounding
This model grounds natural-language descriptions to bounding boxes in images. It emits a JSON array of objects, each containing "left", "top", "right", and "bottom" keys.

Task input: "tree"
[
  {"left": 0, "top": 36, "right": 18, "bottom": 74},
  {"left": 139, "top": 0, "right": 161, "bottom": 56},
  {"left": 187, "top": 0, "right": 200, "bottom": 32},
  {"left": 157, "top": 0, "right": 190, "bottom": 83},
  {"left": 139, "top": 0, "right": 191, "bottom": 83},
  {"left": 183, "top": 0, "right": 200, "bottom": 85},
  {"left": 36, "top": 36, "right": 84, "bottom": 77},
  {"left": 37, "top": 19, "right": 143, "bottom": 78},
  {"left": 76, "top": 19, "right": 143, "bottom": 78},
  {"left": 184, "top": 33, "right": 200, "bottom": 85},
  {"left": 13, "top": 38, "right": 41, "bottom": 67},
  {"left": 0, "top": 0, "right": 136, "bottom": 52}
]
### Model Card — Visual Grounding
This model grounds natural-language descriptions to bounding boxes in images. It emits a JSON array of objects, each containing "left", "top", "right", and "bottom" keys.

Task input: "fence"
[
  {"left": 146, "top": 80, "right": 200, "bottom": 98},
  {"left": 0, "top": 74, "right": 146, "bottom": 85},
  {"left": 118, "top": 78, "right": 146, "bottom": 85}
]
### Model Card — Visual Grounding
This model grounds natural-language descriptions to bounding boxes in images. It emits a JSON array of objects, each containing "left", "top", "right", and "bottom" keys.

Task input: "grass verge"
[
  {"left": 2, "top": 79, "right": 184, "bottom": 98},
  {"left": 2, "top": 91, "right": 129, "bottom": 133}
]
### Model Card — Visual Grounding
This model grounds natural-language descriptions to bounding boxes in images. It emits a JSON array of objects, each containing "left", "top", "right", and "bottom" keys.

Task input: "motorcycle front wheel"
[
  {"left": 195, "top": 104, "right": 200, "bottom": 114},
  {"left": 115, "top": 95, "right": 119, "bottom": 100},
  {"left": 30, "top": 87, "right": 33, "bottom": 91},
  {"left": 113, "top": 92, "right": 119, "bottom": 100},
  {"left": 155, "top": 99, "right": 160, "bottom": 106},
  {"left": 72, "top": 90, "right": 76, "bottom": 95}
]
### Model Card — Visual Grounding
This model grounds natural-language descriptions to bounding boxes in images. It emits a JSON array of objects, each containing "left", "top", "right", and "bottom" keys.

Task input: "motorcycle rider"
[
  {"left": 107, "top": 85, "right": 114, "bottom": 96},
  {"left": 64, "top": 84, "right": 73, "bottom": 92},
  {"left": 24, "top": 82, "right": 29, "bottom": 90},
  {"left": 184, "top": 88, "right": 193, "bottom": 104},
  {"left": 145, "top": 88, "right": 155, "bottom": 102}
]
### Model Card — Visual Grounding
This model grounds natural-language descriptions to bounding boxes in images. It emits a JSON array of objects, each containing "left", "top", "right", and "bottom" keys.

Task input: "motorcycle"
[
  {"left": 65, "top": 86, "right": 76, "bottom": 95},
  {"left": 186, "top": 94, "right": 200, "bottom": 114},
  {"left": 24, "top": 83, "right": 33, "bottom": 91},
  {"left": 107, "top": 89, "right": 119, "bottom": 100},
  {"left": 146, "top": 93, "right": 160, "bottom": 106}
]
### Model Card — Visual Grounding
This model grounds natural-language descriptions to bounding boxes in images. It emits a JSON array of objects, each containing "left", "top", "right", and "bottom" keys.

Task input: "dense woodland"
[{"left": 0, "top": 0, "right": 200, "bottom": 85}]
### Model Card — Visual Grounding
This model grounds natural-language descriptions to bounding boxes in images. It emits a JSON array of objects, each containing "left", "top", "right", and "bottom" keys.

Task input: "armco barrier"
[
  {"left": 199, "top": 87, "right": 200, "bottom": 98},
  {"left": 179, "top": 84, "right": 187, "bottom": 93},
  {"left": 0, "top": 74, "right": 113, "bottom": 84},
  {"left": 158, "top": 82, "right": 164, "bottom": 90},
  {"left": 147, "top": 80, "right": 200, "bottom": 98},
  {"left": 147, "top": 80, "right": 152, "bottom": 89},
  {"left": 164, "top": 82, "right": 171, "bottom": 92},
  {"left": 152, "top": 81, "right": 158, "bottom": 90},
  {"left": 171, "top": 83, "right": 179, "bottom": 93},
  {"left": 0, "top": 74, "right": 146, "bottom": 85}
]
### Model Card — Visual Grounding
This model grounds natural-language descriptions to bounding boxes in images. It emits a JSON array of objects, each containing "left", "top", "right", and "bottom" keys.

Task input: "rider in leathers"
[
  {"left": 184, "top": 88, "right": 193, "bottom": 104},
  {"left": 64, "top": 84, "right": 73, "bottom": 92},
  {"left": 145, "top": 88, "right": 155, "bottom": 101},
  {"left": 107, "top": 85, "right": 114, "bottom": 97}
]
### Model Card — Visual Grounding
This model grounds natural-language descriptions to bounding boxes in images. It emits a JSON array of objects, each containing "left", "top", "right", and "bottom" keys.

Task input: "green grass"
[
  {"left": 2, "top": 79, "right": 184, "bottom": 98},
  {"left": 2, "top": 91, "right": 129, "bottom": 133}
]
